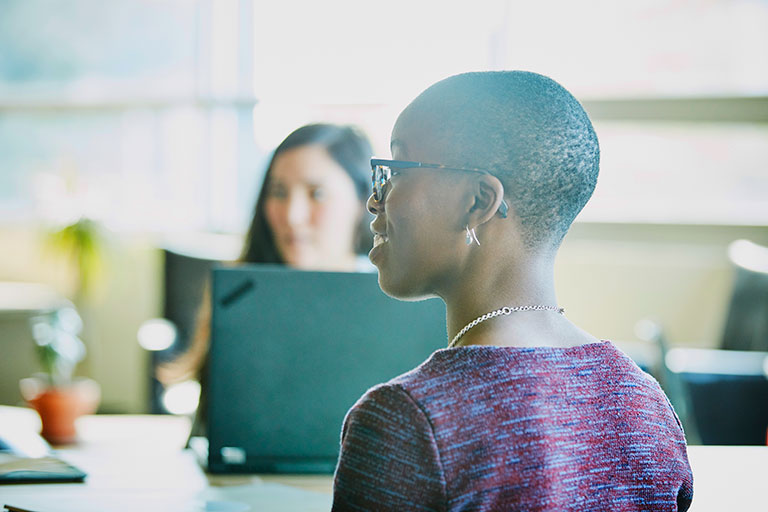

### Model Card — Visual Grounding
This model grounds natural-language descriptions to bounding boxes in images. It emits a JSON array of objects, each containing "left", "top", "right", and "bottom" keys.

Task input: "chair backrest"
[
  {"left": 162, "top": 249, "right": 219, "bottom": 349},
  {"left": 666, "top": 347, "right": 768, "bottom": 445},
  {"left": 148, "top": 249, "right": 222, "bottom": 413},
  {"left": 721, "top": 240, "right": 768, "bottom": 351}
]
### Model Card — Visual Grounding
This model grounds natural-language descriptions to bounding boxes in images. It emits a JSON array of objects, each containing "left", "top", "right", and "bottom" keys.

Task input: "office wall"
[
  {"left": 557, "top": 223, "right": 768, "bottom": 346},
  {"left": 0, "top": 222, "right": 765, "bottom": 412},
  {"left": 0, "top": 226, "right": 162, "bottom": 413}
]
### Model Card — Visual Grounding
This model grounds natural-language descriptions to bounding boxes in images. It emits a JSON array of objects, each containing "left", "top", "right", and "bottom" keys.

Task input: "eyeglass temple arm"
[
  {"left": 371, "top": 158, "right": 426, "bottom": 168},
  {"left": 372, "top": 158, "right": 509, "bottom": 217}
]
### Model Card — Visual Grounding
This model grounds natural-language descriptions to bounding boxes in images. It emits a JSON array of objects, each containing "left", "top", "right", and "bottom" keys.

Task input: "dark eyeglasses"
[{"left": 370, "top": 158, "right": 509, "bottom": 218}]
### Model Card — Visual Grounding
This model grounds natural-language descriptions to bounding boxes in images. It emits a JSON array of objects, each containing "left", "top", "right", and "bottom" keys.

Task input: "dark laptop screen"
[{"left": 207, "top": 265, "right": 446, "bottom": 474}]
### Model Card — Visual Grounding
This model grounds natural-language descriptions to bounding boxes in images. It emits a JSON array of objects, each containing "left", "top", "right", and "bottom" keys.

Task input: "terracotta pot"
[{"left": 20, "top": 377, "right": 100, "bottom": 445}]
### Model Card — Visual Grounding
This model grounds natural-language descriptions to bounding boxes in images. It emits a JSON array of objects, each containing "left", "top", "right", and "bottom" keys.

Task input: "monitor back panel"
[{"left": 208, "top": 266, "right": 446, "bottom": 473}]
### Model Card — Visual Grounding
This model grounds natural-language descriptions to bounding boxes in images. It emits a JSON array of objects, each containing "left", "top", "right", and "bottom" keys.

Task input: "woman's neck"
[
  {"left": 444, "top": 256, "right": 556, "bottom": 334},
  {"left": 439, "top": 250, "right": 597, "bottom": 349}
]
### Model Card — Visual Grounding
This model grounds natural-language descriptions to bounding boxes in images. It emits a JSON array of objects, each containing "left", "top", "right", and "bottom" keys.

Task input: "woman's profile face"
[
  {"left": 264, "top": 144, "right": 362, "bottom": 270},
  {"left": 368, "top": 119, "right": 467, "bottom": 300}
]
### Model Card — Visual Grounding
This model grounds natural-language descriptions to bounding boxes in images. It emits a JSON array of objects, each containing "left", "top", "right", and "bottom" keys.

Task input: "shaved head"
[{"left": 394, "top": 71, "right": 599, "bottom": 249}]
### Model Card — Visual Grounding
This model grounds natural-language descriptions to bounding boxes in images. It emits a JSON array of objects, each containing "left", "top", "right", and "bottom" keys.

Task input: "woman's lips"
[
  {"left": 369, "top": 233, "right": 389, "bottom": 263},
  {"left": 373, "top": 233, "right": 388, "bottom": 248}
]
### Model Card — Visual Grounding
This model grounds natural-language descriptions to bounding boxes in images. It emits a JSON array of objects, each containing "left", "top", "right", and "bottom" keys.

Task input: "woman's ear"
[{"left": 467, "top": 174, "right": 506, "bottom": 228}]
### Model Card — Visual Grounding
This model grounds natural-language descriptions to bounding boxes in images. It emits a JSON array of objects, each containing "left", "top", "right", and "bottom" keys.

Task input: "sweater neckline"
[{"left": 432, "top": 339, "right": 613, "bottom": 359}]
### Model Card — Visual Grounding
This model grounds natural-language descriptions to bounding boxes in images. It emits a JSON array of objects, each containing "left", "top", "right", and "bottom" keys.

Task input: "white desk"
[
  {"left": 0, "top": 408, "right": 332, "bottom": 511},
  {"left": 1, "top": 406, "right": 767, "bottom": 511}
]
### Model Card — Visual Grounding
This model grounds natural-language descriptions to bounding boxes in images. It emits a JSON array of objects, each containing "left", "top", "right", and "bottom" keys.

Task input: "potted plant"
[
  {"left": 19, "top": 306, "right": 100, "bottom": 445},
  {"left": 18, "top": 215, "right": 107, "bottom": 444},
  {"left": 46, "top": 216, "right": 105, "bottom": 305}
]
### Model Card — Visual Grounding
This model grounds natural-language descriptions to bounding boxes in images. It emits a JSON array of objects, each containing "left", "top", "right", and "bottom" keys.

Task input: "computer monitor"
[{"left": 207, "top": 265, "right": 447, "bottom": 474}]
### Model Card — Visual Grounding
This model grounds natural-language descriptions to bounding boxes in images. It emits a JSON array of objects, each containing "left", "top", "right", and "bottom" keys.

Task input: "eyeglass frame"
[{"left": 370, "top": 158, "right": 509, "bottom": 218}]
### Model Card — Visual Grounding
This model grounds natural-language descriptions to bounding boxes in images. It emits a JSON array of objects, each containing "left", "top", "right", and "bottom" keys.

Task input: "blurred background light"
[
  {"left": 161, "top": 380, "right": 201, "bottom": 416},
  {"left": 137, "top": 318, "right": 178, "bottom": 352},
  {"left": 728, "top": 239, "right": 768, "bottom": 274}
]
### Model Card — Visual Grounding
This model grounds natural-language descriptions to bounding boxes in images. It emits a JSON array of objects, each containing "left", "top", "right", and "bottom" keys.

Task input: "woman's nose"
[
  {"left": 366, "top": 193, "right": 381, "bottom": 215},
  {"left": 287, "top": 193, "right": 311, "bottom": 226}
]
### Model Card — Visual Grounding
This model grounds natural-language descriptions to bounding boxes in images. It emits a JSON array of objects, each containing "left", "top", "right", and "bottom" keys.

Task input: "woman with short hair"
[{"left": 332, "top": 72, "right": 693, "bottom": 511}]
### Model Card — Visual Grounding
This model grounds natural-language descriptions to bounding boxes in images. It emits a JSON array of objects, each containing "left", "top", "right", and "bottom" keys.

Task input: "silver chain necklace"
[{"left": 448, "top": 305, "right": 565, "bottom": 348}]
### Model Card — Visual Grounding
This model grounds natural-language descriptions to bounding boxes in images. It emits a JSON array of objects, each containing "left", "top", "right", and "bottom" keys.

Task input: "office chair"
[
  {"left": 138, "top": 233, "right": 241, "bottom": 413},
  {"left": 145, "top": 248, "right": 220, "bottom": 413},
  {"left": 665, "top": 347, "right": 768, "bottom": 445},
  {"left": 636, "top": 239, "right": 768, "bottom": 444}
]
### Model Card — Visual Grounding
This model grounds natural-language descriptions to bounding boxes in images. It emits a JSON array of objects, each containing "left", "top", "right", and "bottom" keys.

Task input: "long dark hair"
[{"left": 239, "top": 123, "right": 374, "bottom": 263}]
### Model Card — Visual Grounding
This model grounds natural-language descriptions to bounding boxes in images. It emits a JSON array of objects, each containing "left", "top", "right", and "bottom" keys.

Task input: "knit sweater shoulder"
[{"left": 332, "top": 340, "right": 693, "bottom": 511}]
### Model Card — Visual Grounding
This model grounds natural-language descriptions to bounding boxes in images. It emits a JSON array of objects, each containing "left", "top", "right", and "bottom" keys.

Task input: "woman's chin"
[
  {"left": 283, "top": 251, "right": 313, "bottom": 270},
  {"left": 377, "top": 271, "right": 432, "bottom": 302},
  {"left": 368, "top": 241, "right": 386, "bottom": 266}
]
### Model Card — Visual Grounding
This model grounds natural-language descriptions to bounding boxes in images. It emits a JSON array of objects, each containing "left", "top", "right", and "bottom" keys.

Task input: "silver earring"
[{"left": 465, "top": 225, "right": 480, "bottom": 246}]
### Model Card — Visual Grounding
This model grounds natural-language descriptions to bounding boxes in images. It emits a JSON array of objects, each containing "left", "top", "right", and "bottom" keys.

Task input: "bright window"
[{"left": 1, "top": 0, "right": 766, "bottom": 232}]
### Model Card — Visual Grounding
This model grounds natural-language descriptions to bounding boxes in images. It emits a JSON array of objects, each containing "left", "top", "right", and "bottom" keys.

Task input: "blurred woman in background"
[
  {"left": 158, "top": 123, "right": 374, "bottom": 435},
  {"left": 241, "top": 123, "right": 374, "bottom": 269}
]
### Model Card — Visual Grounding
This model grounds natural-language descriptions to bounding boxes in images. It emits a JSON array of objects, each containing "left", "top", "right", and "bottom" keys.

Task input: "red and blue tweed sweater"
[{"left": 332, "top": 341, "right": 693, "bottom": 511}]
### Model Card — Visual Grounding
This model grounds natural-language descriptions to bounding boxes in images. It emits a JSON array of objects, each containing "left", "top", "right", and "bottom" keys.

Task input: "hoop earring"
[{"left": 465, "top": 225, "right": 480, "bottom": 246}]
